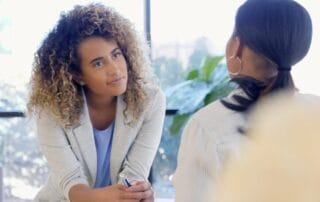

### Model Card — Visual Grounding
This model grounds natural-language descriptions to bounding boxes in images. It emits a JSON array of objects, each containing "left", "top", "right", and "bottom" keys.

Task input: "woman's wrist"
[{"left": 69, "top": 184, "right": 96, "bottom": 202}]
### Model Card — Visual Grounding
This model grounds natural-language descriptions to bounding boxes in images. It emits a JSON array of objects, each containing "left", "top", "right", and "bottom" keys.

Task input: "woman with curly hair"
[{"left": 28, "top": 3, "right": 165, "bottom": 202}]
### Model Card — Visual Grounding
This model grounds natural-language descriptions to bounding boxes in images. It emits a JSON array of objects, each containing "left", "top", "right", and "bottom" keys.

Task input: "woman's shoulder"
[
  {"left": 193, "top": 100, "right": 239, "bottom": 125},
  {"left": 143, "top": 83, "right": 166, "bottom": 107},
  {"left": 36, "top": 109, "right": 59, "bottom": 126},
  {"left": 185, "top": 99, "right": 245, "bottom": 140},
  {"left": 144, "top": 83, "right": 165, "bottom": 98},
  {"left": 294, "top": 92, "right": 320, "bottom": 104}
]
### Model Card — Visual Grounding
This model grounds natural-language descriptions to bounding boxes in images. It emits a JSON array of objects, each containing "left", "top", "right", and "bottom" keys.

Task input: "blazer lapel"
[
  {"left": 68, "top": 93, "right": 138, "bottom": 185},
  {"left": 72, "top": 95, "right": 97, "bottom": 186},
  {"left": 110, "top": 96, "right": 137, "bottom": 183}
]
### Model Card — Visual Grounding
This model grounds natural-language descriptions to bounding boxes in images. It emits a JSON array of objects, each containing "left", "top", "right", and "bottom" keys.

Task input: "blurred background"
[{"left": 0, "top": 0, "right": 319, "bottom": 201}]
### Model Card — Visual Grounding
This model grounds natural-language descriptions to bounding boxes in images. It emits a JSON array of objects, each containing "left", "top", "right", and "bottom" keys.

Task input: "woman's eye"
[
  {"left": 113, "top": 51, "right": 123, "bottom": 59},
  {"left": 93, "top": 60, "right": 104, "bottom": 67}
]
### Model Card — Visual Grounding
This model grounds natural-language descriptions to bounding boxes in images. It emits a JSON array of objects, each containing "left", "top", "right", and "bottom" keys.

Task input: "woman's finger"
[
  {"left": 121, "top": 190, "right": 150, "bottom": 200},
  {"left": 127, "top": 181, "right": 151, "bottom": 192}
]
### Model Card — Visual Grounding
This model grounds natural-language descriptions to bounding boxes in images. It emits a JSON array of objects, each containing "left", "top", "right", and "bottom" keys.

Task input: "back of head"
[
  {"left": 222, "top": 0, "right": 314, "bottom": 112},
  {"left": 235, "top": 0, "right": 312, "bottom": 91}
]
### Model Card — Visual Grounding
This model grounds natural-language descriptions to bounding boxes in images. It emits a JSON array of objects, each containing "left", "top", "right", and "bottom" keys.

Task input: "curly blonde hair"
[{"left": 28, "top": 3, "right": 154, "bottom": 128}]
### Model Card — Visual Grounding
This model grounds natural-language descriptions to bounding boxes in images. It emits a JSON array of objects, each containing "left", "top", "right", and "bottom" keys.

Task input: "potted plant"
[{"left": 166, "top": 55, "right": 234, "bottom": 135}]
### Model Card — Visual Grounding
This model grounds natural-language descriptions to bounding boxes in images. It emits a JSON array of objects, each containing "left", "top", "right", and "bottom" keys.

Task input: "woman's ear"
[
  {"left": 232, "top": 36, "right": 243, "bottom": 58},
  {"left": 73, "top": 74, "right": 85, "bottom": 86}
]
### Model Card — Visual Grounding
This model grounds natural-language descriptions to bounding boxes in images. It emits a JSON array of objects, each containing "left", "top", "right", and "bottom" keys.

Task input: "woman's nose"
[{"left": 107, "top": 61, "right": 120, "bottom": 75}]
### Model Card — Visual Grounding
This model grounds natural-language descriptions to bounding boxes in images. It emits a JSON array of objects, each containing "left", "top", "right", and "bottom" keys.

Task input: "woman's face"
[{"left": 77, "top": 36, "right": 128, "bottom": 98}]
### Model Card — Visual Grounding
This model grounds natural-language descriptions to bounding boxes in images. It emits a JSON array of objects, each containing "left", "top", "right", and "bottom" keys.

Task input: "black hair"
[{"left": 222, "top": 0, "right": 312, "bottom": 111}]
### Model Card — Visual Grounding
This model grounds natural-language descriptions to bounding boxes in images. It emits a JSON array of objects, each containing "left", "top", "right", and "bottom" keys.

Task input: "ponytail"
[{"left": 269, "top": 67, "right": 294, "bottom": 92}]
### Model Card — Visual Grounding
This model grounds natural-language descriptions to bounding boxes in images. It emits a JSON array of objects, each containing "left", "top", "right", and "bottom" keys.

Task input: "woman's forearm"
[{"left": 69, "top": 184, "right": 95, "bottom": 202}]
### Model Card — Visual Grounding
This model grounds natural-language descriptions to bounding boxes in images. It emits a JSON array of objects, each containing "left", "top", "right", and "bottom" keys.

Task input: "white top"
[
  {"left": 92, "top": 121, "right": 115, "bottom": 187},
  {"left": 173, "top": 89, "right": 249, "bottom": 202}
]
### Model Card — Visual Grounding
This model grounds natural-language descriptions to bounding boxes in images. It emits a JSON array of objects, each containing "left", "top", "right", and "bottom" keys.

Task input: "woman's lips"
[{"left": 107, "top": 76, "right": 125, "bottom": 85}]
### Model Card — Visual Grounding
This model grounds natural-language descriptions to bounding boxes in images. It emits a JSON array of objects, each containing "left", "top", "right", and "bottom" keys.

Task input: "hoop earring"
[
  {"left": 79, "top": 81, "right": 85, "bottom": 86},
  {"left": 227, "top": 56, "right": 243, "bottom": 76}
]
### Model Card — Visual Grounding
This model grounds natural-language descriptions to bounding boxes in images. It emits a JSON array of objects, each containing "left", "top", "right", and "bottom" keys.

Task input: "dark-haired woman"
[
  {"left": 28, "top": 3, "right": 165, "bottom": 202},
  {"left": 173, "top": 1, "right": 313, "bottom": 201}
]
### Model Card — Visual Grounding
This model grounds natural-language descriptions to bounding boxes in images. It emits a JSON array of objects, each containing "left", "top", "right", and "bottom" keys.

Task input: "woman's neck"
[
  {"left": 85, "top": 89, "right": 116, "bottom": 110},
  {"left": 84, "top": 89, "right": 117, "bottom": 130}
]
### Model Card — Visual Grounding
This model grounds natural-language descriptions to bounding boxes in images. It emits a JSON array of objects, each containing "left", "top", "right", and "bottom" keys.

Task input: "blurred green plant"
[{"left": 165, "top": 55, "right": 235, "bottom": 135}]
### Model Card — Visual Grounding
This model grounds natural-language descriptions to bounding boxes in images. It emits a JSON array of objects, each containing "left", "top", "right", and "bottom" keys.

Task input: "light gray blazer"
[{"left": 34, "top": 85, "right": 166, "bottom": 202}]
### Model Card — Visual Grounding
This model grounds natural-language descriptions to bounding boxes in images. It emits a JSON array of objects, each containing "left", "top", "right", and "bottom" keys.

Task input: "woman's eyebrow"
[
  {"left": 111, "top": 47, "right": 121, "bottom": 54},
  {"left": 89, "top": 56, "right": 104, "bottom": 65}
]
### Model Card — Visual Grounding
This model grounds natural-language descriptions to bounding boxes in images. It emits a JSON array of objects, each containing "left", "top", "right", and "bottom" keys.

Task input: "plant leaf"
[
  {"left": 170, "top": 114, "right": 190, "bottom": 135},
  {"left": 165, "top": 80, "right": 211, "bottom": 114},
  {"left": 186, "top": 69, "right": 199, "bottom": 80},
  {"left": 204, "top": 90, "right": 220, "bottom": 105},
  {"left": 202, "top": 55, "right": 224, "bottom": 82}
]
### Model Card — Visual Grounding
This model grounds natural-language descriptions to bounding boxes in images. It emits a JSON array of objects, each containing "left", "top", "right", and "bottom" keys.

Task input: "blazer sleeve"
[
  {"left": 118, "top": 86, "right": 166, "bottom": 182},
  {"left": 36, "top": 112, "right": 88, "bottom": 200}
]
